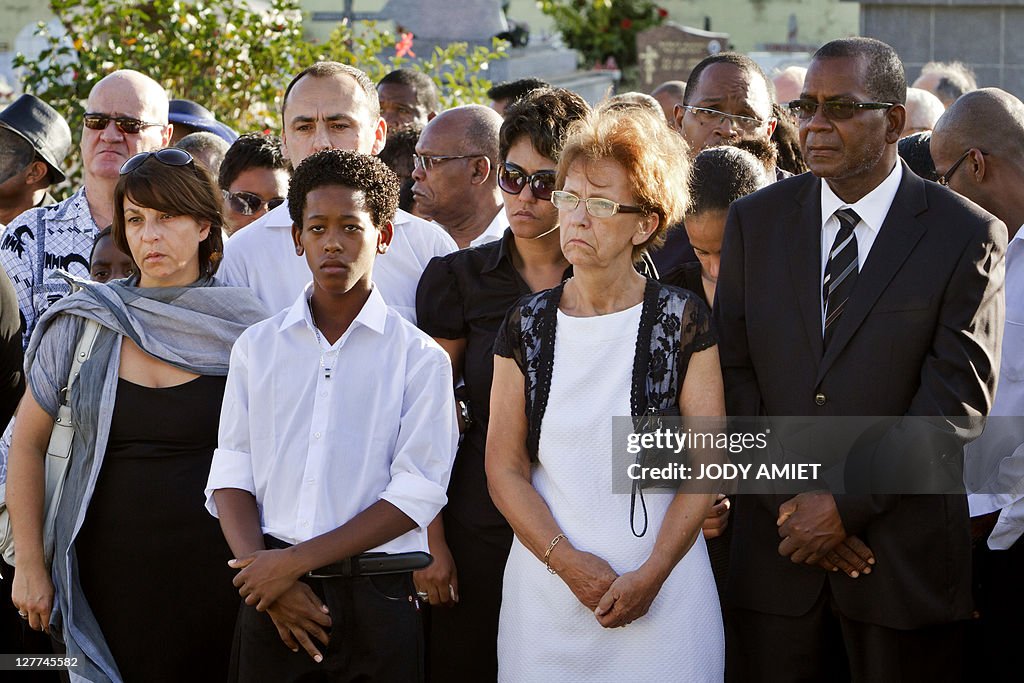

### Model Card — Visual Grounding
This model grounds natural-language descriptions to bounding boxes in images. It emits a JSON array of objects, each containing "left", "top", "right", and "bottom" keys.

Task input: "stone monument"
[{"left": 636, "top": 23, "right": 731, "bottom": 91}]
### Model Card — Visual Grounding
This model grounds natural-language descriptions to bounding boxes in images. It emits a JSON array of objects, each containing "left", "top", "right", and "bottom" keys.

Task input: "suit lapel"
[
  {"left": 815, "top": 165, "right": 928, "bottom": 384},
  {"left": 787, "top": 175, "right": 825, "bottom": 362}
]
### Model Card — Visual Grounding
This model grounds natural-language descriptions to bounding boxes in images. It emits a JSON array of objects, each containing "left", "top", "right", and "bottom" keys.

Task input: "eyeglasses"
[
  {"left": 937, "top": 148, "right": 987, "bottom": 186},
  {"left": 222, "top": 189, "right": 286, "bottom": 216},
  {"left": 119, "top": 148, "right": 195, "bottom": 175},
  {"left": 411, "top": 153, "right": 481, "bottom": 171},
  {"left": 84, "top": 113, "right": 164, "bottom": 135},
  {"left": 787, "top": 99, "right": 894, "bottom": 121},
  {"left": 497, "top": 162, "right": 557, "bottom": 201},
  {"left": 550, "top": 190, "right": 645, "bottom": 218},
  {"left": 682, "top": 105, "right": 767, "bottom": 133}
]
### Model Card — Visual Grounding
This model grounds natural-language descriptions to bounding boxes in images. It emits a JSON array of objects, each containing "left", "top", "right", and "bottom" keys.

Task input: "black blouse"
[{"left": 416, "top": 228, "right": 572, "bottom": 532}]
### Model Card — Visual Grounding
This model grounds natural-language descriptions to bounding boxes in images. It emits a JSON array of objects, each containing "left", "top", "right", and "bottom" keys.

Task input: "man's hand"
[
  {"left": 414, "top": 538, "right": 458, "bottom": 606},
  {"left": 231, "top": 548, "right": 305, "bottom": 611},
  {"left": 816, "top": 535, "right": 875, "bottom": 578},
  {"left": 265, "top": 583, "right": 332, "bottom": 663},
  {"left": 777, "top": 491, "right": 847, "bottom": 565},
  {"left": 702, "top": 494, "right": 731, "bottom": 539}
]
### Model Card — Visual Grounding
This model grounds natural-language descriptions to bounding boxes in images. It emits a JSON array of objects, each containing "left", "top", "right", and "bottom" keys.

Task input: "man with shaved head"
[
  {"left": 650, "top": 79, "right": 686, "bottom": 125},
  {"left": 411, "top": 105, "right": 507, "bottom": 248},
  {"left": 932, "top": 88, "right": 1024, "bottom": 678},
  {"left": 0, "top": 69, "right": 172, "bottom": 342}
]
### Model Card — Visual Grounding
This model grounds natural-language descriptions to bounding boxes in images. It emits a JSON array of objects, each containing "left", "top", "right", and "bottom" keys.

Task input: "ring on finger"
[
  {"left": 17, "top": 610, "right": 27, "bottom": 619},
  {"left": 416, "top": 591, "right": 429, "bottom": 599}
]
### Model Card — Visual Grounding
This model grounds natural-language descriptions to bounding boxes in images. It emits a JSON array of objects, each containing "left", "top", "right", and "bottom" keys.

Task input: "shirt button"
[
  {"left": 307, "top": 478, "right": 316, "bottom": 484},
  {"left": 300, "top": 521, "right": 309, "bottom": 527},
  {"left": 314, "top": 432, "right": 321, "bottom": 439},
  {"left": 814, "top": 393, "right": 827, "bottom": 406},
  {"left": 320, "top": 391, "right": 327, "bottom": 397}
]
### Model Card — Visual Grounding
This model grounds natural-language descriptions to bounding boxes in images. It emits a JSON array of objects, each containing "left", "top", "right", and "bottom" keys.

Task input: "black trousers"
[
  {"left": 230, "top": 572, "right": 423, "bottom": 683},
  {"left": 727, "top": 585, "right": 964, "bottom": 683},
  {"left": 427, "top": 513, "right": 513, "bottom": 682},
  {"left": 966, "top": 536, "right": 1024, "bottom": 678}
]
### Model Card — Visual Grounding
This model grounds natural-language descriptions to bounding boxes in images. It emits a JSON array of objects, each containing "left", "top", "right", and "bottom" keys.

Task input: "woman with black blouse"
[{"left": 415, "top": 88, "right": 588, "bottom": 681}]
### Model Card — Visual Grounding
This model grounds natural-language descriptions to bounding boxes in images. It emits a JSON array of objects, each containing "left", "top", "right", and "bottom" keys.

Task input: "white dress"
[{"left": 497, "top": 303, "right": 724, "bottom": 682}]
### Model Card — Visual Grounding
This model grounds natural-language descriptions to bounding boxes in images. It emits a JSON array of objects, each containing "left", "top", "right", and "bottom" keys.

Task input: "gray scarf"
[{"left": 24, "top": 271, "right": 267, "bottom": 683}]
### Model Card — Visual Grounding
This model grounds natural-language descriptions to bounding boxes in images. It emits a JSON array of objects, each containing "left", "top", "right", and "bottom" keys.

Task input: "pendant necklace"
[{"left": 308, "top": 300, "right": 338, "bottom": 380}]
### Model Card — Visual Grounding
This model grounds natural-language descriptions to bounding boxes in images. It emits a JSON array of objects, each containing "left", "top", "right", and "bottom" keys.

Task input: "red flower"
[
  {"left": 396, "top": 32, "right": 416, "bottom": 58},
  {"left": 657, "top": 7, "right": 668, "bottom": 18},
  {"left": 620, "top": 18, "right": 633, "bottom": 30}
]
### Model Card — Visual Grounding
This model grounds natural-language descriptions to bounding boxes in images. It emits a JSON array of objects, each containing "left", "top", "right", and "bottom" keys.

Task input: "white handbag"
[{"left": 0, "top": 319, "right": 101, "bottom": 569}]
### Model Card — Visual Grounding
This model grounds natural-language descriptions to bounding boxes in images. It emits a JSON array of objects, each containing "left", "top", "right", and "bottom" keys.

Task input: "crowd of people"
[{"left": 0, "top": 31, "right": 1018, "bottom": 683}]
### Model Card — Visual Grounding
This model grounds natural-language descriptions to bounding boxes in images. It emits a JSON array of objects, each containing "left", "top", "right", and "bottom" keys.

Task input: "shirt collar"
[
  {"left": 819, "top": 160, "right": 903, "bottom": 234},
  {"left": 279, "top": 282, "right": 389, "bottom": 336},
  {"left": 481, "top": 228, "right": 517, "bottom": 274}
]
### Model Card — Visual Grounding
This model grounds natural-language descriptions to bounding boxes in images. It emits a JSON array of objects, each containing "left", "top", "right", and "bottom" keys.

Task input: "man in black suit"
[{"left": 716, "top": 37, "right": 1005, "bottom": 681}]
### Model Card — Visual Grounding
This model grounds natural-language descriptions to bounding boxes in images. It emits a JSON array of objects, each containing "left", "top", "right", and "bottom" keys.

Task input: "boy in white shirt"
[{"left": 206, "top": 149, "right": 457, "bottom": 681}]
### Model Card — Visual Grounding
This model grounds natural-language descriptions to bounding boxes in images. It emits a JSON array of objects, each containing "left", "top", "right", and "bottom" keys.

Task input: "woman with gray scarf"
[{"left": 7, "top": 148, "right": 266, "bottom": 683}]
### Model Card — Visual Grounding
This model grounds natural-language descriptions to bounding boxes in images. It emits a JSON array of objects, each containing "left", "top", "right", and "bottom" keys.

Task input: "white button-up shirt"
[
  {"left": 218, "top": 201, "right": 458, "bottom": 323},
  {"left": 205, "top": 284, "right": 459, "bottom": 553},
  {"left": 468, "top": 205, "right": 510, "bottom": 248},
  {"left": 818, "top": 161, "right": 903, "bottom": 328},
  {"left": 966, "top": 226, "right": 1024, "bottom": 549}
]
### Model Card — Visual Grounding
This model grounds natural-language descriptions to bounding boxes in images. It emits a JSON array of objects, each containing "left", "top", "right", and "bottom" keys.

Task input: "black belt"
[{"left": 264, "top": 535, "right": 433, "bottom": 578}]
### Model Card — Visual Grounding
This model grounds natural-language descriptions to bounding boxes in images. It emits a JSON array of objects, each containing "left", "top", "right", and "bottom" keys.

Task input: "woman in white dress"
[{"left": 486, "top": 106, "right": 725, "bottom": 682}]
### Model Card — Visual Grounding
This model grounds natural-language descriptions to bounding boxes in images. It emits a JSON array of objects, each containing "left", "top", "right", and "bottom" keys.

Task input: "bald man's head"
[
  {"left": 82, "top": 69, "right": 172, "bottom": 183},
  {"left": 411, "top": 105, "right": 504, "bottom": 231},
  {"left": 932, "top": 88, "right": 1024, "bottom": 226},
  {"left": 428, "top": 105, "right": 503, "bottom": 165},
  {"left": 933, "top": 88, "right": 1024, "bottom": 159}
]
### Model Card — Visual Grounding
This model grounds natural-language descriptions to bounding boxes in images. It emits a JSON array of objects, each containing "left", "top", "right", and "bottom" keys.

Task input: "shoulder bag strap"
[{"left": 41, "top": 318, "right": 101, "bottom": 566}]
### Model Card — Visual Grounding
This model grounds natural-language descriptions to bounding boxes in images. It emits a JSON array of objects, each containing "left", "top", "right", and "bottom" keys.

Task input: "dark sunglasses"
[
  {"left": 119, "top": 148, "right": 195, "bottom": 175},
  {"left": 787, "top": 99, "right": 894, "bottom": 121},
  {"left": 222, "top": 189, "right": 286, "bottom": 216},
  {"left": 497, "top": 163, "right": 557, "bottom": 201},
  {"left": 83, "top": 113, "right": 163, "bottom": 135}
]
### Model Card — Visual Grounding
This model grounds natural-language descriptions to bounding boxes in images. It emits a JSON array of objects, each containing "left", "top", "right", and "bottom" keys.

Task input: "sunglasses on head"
[
  {"left": 497, "top": 162, "right": 557, "bottom": 201},
  {"left": 119, "top": 148, "right": 195, "bottom": 175},
  {"left": 222, "top": 189, "right": 286, "bottom": 216},
  {"left": 84, "top": 113, "right": 163, "bottom": 135}
]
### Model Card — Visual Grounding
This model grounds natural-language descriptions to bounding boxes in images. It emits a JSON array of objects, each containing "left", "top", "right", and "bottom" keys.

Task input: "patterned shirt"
[{"left": 0, "top": 189, "right": 100, "bottom": 346}]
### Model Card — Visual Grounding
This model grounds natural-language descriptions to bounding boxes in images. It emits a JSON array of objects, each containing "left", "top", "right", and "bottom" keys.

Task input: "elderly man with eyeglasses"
[
  {"left": 674, "top": 54, "right": 781, "bottom": 173},
  {"left": 0, "top": 70, "right": 172, "bottom": 344},
  {"left": 411, "top": 105, "right": 508, "bottom": 249},
  {"left": 717, "top": 38, "right": 1004, "bottom": 682}
]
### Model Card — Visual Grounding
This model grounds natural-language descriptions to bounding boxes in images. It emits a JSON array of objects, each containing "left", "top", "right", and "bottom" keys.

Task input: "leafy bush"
[
  {"left": 539, "top": 0, "right": 667, "bottom": 69},
  {"left": 14, "top": 0, "right": 507, "bottom": 187}
]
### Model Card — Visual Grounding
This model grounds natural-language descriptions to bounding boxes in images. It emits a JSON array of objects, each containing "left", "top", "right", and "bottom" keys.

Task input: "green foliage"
[
  {"left": 314, "top": 22, "right": 507, "bottom": 110},
  {"left": 14, "top": 0, "right": 507, "bottom": 187},
  {"left": 539, "top": 0, "right": 668, "bottom": 69}
]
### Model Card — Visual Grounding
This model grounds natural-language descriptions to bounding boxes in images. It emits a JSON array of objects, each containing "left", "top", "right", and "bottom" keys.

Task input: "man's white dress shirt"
[
  {"left": 205, "top": 284, "right": 459, "bottom": 554},
  {"left": 818, "top": 161, "right": 903, "bottom": 327},
  {"left": 218, "top": 201, "right": 457, "bottom": 323},
  {"left": 966, "top": 226, "right": 1024, "bottom": 549},
  {"left": 467, "top": 205, "right": 510, "bottom": 248}
]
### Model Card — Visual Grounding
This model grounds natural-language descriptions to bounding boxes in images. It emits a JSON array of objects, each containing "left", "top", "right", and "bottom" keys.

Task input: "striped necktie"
[{"left": 823, "top": 208, "right": 861, "bottom": 348}]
